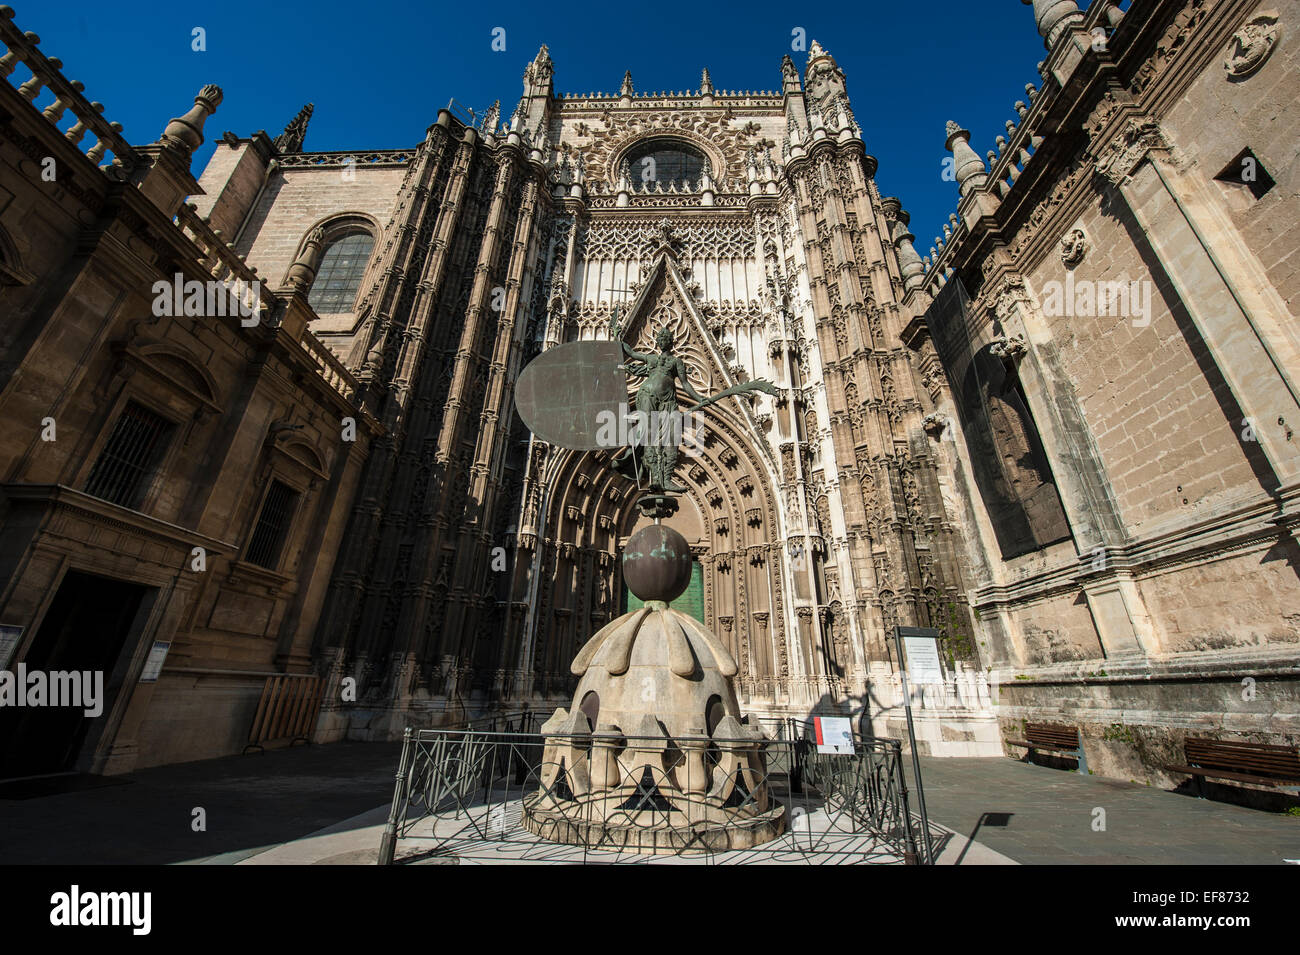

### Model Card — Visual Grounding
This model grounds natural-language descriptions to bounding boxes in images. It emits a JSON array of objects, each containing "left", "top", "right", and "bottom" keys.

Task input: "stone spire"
[
  {"left": 160, "top": 84, "right": 223, "bottom": 157},
  {"left": 945, "top": 120, "right": 988, "bottom": 198},
  {"left": 272, "top": 102, "right": 313, "bottom": 154},
  {"left": 700, "top": 68, "right": 714, "bottom": 95},
  {"left": 480, "top": 100, "right": 501, "bottom": 133},
  {"left": 780, "top": 54, "right": 801, "bottom": 93},
  {"left": 524, "top": 45, "right": 553, "bottom": 95},
  {"left": 1021, "top": 0, "right": 1084, "bottom": 50},
  {"left": 619, "top": 70, "right": 634, "bottom": 97}
]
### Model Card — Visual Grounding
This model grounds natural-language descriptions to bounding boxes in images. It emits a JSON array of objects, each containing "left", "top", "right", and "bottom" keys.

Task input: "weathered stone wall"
[
  {"left": 1160, "top": 0, "right": 1300, "bottom": 314},
  {"left": 238, "top": 164, "right": 405, "bottom": 311},
  {"left": 901, "top": 0, "right": 1300, "bottom": 790},
  {"left": 1022, "top": 193, "right": 1259, "bottom": 531}
]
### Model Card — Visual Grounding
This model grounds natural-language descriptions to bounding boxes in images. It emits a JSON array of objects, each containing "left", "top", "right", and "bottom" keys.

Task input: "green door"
[{"left": 624, "top": 559, "right": 705, "bottom": 624}]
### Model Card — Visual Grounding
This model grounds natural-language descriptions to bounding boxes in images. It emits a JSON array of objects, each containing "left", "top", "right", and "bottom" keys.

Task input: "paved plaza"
[
  {"left": 908, "top": 758, "right": 1300, "bottom": 866},
  {"left": 1, "top": 742, "right": 1296, "bottom": 865}
]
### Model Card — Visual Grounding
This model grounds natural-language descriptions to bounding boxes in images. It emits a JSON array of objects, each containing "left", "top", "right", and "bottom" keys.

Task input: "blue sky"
[{"left": 19, "top": 0, "right": 1058, "bottom": 246}]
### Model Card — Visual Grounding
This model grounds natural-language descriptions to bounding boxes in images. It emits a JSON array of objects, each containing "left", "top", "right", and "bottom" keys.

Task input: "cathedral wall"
[
  {"left": 1140, "top": 547, "right": 1300, "bottom": 652},
  {"left": 1158, "top": 0, "right": 1300, "bottom": 313},
  {"left": 236, "top": 164, "right": 406, "bottom": 303},
  {"left": 1022, "top": 190, "right": 1259, "bottom": 533},
  {"left": 928, "top": 0, "right": 1300, "bottom": 791},
  {"left": 192, "top": 139, "right": 271, "bottom": 241}
]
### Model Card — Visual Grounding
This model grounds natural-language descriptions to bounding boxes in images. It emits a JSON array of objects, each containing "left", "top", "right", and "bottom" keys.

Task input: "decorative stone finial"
[
  {"left": 882, "top": 199, "right": 925, "bottom": 293},
  {"left": 1021, "top": 0, "right": 1084, "bottom": 51},
  {"left": 781, "top": 54, "right": 800, "bottom": 91},
  {"left": 283, "top": 226, "right": 325, "bottom": 290},
  {"left": 524, "top": 45, "right": 553, "bottom": 89},
  {"left": 619, "top": 70, "right": 634, "bottom": 97},
  {"left": 161, "top": 84, "right": 223, "bottom": 156},
  {"left": 700, "top": 67, "right": 713, "bottom": 95},
  {"left": 272, "top": 102, "right": 313, "bottom": 154},
  {"left": 945, "top": 121, "right": 988, "bottom": 197}
]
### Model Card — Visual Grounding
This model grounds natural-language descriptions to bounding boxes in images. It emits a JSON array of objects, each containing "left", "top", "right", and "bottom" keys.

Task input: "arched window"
[
  {"left": 308, "top": 232, "right": 374, "bottom": 312},
  {"left": 958, "top": 347, "right": 1071, "bottom": 559},
  {"left": 623, "top": 138, "right": 707, "bottom": 189}
]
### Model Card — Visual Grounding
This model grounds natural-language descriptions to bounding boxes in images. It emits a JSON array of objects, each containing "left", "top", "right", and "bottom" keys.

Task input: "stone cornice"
[
  {"left": 973, "top": 488, "right": 1297, "bottom": 610},
  {"left": 2, "top": 483, "right": 232, "bottom": 554}
]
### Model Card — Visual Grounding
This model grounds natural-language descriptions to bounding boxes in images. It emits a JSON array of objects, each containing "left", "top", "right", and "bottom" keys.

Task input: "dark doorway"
[{"left": 0, "top": 571, "right": 148, "bottom": 779}]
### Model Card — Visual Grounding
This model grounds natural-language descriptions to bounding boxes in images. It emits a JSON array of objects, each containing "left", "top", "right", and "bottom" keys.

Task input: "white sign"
[
  {"left": 0, "top": 625, "right": 21, "bottom": 669},
  {"left": 902, "top": 635, "right": 945, "bottom": 685},
  {"left": 138, "top": 641, "right": 171, "bottom": 683},
  {"left": 814, "top": 715, "right": 854, "bottom": 754}
]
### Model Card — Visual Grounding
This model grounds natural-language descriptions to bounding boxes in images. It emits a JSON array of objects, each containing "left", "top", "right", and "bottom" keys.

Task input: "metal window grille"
[
  {"left": 308, "top": 232, "right": 374, "bottom": 312},
  {"left": 83, "top": 401, "right": 174, "bottom": 508},
  {"left": 245, "top": 480, "right": 298, "bottom": 568}
]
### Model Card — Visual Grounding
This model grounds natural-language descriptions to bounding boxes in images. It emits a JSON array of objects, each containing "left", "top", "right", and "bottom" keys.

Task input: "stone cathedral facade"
[
  {"left": 0, "top": 0, "right": 1297, "bottom": 789},
  {"left": 266, "top": 40, "right": 983, "bottom": 743}
]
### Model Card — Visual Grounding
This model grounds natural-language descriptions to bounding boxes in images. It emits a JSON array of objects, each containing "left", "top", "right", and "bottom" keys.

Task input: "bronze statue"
[{"left": 610, "top": 308, "right": 778, "bottom": 493}]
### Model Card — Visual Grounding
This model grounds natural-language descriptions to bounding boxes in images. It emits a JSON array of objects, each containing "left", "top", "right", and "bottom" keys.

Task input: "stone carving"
[
  {"left": 1093, "top": 118, "right": 1172, "bottom": 186},
  {"left": 273, "top": 103, "right": 313, "bottom": 154},
  {"left": 989, "top": 334, "right": 1028, "bottom": 362},
  {"left": 1130, "top": 0, "right": 1209, "bottom": 95},
  {"left": 1224, "top": 10, "right": 1280, "bottom": 79},
  {"left": 1060, "top": 228, "right": 1087, "bottom": 267},
  {"left": 921, "top": 412, "right": 949, "bottom": 437}
]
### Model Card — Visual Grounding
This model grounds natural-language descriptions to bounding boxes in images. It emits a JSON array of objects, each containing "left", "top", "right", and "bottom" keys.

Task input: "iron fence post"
[{"left": 377, "top": 726, "right": 414, "bottom": 865}]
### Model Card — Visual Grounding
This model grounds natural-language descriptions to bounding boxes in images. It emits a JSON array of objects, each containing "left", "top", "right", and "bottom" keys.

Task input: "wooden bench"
[
  {"left": 1164, "top": 737, "right": 1300, "bottom": 797},
  {"left": 1006, "top": 722, "right": 1088, "bottom": 773},
  {"left": 243, "top": 673, "right": 324, "bottom": 754}
]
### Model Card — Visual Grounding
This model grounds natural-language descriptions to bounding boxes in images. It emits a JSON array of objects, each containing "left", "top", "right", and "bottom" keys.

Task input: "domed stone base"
[
  {"left": 522, "top": 795, "right": 787, "bottom": 855},
  {"left": 524, "top": 599, "right": 788, "bottom": 855}
]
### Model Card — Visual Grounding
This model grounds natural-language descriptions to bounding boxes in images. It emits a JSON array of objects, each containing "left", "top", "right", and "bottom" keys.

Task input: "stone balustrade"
[
  {"left": 175, "top": 202, "right": 261, "bottom": 286},
  {"left": 917, "top": 0, "right": 1128, "bottom": 298},
  {"left": 173, "top": 205, "right": 360, "bottom": 406},
  {"left": 0, "top": 5, "right": 136, "bottom": 174},
  {"left": 299, "top": 332, "right": 360, "bottom": 404}
]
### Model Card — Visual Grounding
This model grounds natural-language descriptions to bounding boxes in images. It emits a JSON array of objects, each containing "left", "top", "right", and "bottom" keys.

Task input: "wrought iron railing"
[{"left": 377, "top": 716, "right": 937, "bottom": 865}]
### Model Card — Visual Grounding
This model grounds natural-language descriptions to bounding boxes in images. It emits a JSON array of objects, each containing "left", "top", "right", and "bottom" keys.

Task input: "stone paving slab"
[
  {"left": 238, "top": 795, "right": 1018, "bottom": 865},
  {"left": 1, "top": 739, "right": 1295, "bottom": 865},
  {"left": 908, "top": 756, "right": 1300, "bottom": 865},
  {"left": 0, "top": 741, "right": 403, "bottom": 865}
]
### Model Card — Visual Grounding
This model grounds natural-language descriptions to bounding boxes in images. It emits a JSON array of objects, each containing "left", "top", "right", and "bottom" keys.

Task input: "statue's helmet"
[{"left": 655, "top": 326, "right": 674, "bottom": 349}]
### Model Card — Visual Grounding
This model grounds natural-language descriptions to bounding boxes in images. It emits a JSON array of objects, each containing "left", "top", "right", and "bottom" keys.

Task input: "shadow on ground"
[{"left": 0, "top": 741, "right": 403, "bottom": 865}]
